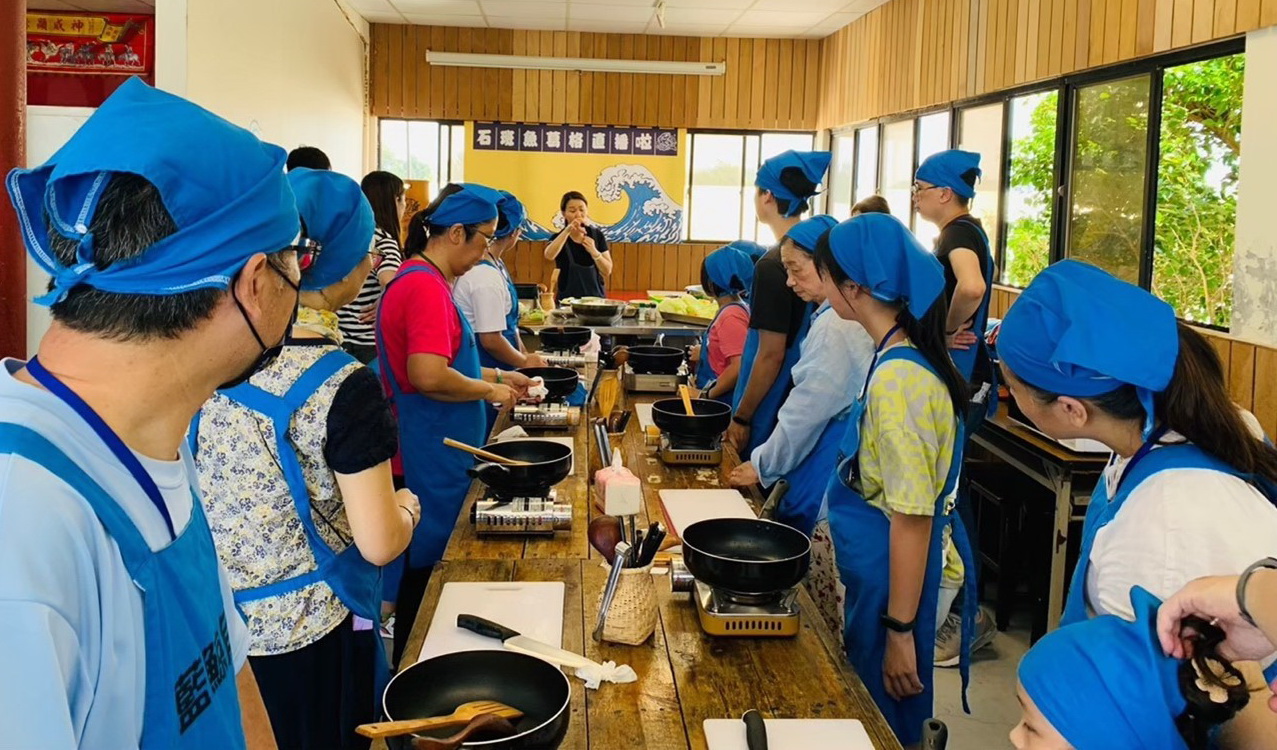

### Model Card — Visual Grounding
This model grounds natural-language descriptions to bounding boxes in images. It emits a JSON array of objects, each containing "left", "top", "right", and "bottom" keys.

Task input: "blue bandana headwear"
[
  {"left": 998, "top": 260, "right": 1177, "bottom": 438},
  {"left": 288, "top": 168, "right": 375, "bottom": 292},
  {"left": 703, "top": 244, "right": 756, "bottom": 296},
  {"left": 826, "top": 213, "right": 944, "bottom": 319},
  {"left": 915, "top": 149, "right": 982, "bottom": 199},
  {"left": 784, "top": 215, "right": 838, "bottom": 254},
  {"left": 755, "top": 150, "right": 832, "bottom": 217},
  {"left": 494, "top": 190, "right": 526, "bottom": 240},
  {"left": 428, "top": 183, "right": 501, "bottom": 228},
  {"left": 727, "top": 240, "right": 768, "bottom": 261},
  {"left": 1019, "top": 587, "right": 1188, "bottom": 750},
  {"left": 6, "top": 77, "right": 299, "bottom": 307}
]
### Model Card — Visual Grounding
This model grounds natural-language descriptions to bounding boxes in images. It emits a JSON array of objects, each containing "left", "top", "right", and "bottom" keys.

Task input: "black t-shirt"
[
  {"left": 934, "top": 215, "right": 991, "bottom": 313},
  {"left": 290, "top": 340, "right": 400, "bottom": 475},
  {"left": 748, "top": 246, "right": 808, "bottom": 347},
  {"left": 554, "top": 225, "right": 609, "bottom": 296}
]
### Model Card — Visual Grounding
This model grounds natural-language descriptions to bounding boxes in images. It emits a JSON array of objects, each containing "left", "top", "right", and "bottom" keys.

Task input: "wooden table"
[
  {"left": 971, "top": 405, "right": 1107, "bottom": 631},
  {"left": 398, "top": 383, "right": 902, "bottom": 750}
]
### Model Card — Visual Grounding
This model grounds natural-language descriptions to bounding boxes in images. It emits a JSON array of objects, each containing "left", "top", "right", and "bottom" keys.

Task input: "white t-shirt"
[
  {"left": 0, "top": 359, "right": 249, "bottom": 749},
  {"left": 454, "top": 261, "right": 513, "bottom": 335},
  {"left": 1086, "top": 417, "right": 1277, "bottom": 622}
]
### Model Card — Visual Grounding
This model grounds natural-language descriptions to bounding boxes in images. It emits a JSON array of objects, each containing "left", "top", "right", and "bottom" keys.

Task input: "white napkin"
[
  {"left": 493, "top": 425, "right": 529, "bottom": 441},
  {"left": 527, "top": 376, "right": 549, "bottom": 401},
  {"left": 581, "top": 330, "right": 602, "bottom": 355},
  {"left": 574, "top": 660, "right": 638, "bottom": 690}
]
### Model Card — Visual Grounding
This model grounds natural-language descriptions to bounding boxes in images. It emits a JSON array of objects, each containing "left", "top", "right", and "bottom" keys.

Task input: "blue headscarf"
[
  {"left": 998, "top": 260, "right": 1178, "bottom": 437},
  {"left": 703, "top": 244, "right": 756, "bottom": 296},
  {"left": 7, "top": 77, "right": 299, "bottom": 307},
  {"left": 288, "top": 168, "right": 375, "bottom": 292},
  {"left": 784, "top": 215, "right": 838, "bottom": 254},
  {"left": 727, "top": 240, "right": 768, "bottom": 261},
  {"left": 826, "top": 213, "right": 944, "bottom": 319},
  {"left": 755, "top": 150, "right": 832, "bottom": 217},
  {"left": 1019, "top": 587, "right": 1188, "bottom": 749},
  {"left": 428, "top": 183, "right": 502, "bottom": 227},
  {"left": 915, "top": 149, "right": 982, "bottom": 199},
  {"left": 494, "top": 190, "right": 526, "bottom": 240}
]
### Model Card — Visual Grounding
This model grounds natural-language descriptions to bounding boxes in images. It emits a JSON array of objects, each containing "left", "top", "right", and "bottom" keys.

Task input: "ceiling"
[
  {"left": 350, "top": 0, "right": 889, "bottom": 39},
  {"left": 27, "top": 0, "right": 155, "bottom": 12}
]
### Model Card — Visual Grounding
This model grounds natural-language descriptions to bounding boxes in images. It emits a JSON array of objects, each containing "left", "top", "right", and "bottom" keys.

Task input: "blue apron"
[
  {"left": 731, "top": 300, "right": 814, "bottom": 457},
  {"left": 695, "top": 300, "right": 748, "bottom": 392},
  {"left": 6, "top": 359, "right": 246, "bottom": 749},
  {"left": 946, "top": 217, "right": 994, "bottom": 384},
  {"left": 475, "top": 257, "right": 522, "bottom": 435},
  {"left": 773, "top": 414, "right": 846, "bottom": 538},
  {"left": 1062, "top": 433, "right": 1277, "bottom": 629},
  {"left": 377, "top": 263, "right": 486, "bottom": 571},
  {"left": 824, "top": 338, "right": 976, "bottom": 746}
]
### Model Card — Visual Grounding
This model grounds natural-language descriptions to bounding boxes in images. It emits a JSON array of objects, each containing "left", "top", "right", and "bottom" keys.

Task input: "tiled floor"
[{"left": 932, "top": 615, "right": 1033, "bottom": 750}]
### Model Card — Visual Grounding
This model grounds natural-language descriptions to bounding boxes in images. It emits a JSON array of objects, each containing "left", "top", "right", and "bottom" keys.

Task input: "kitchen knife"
[
  {"left": 758, "top": 479, "right": 790, "bottom": 520},
  {"left": 920, "top": 719, "right": 948, "bottom": 750},
  {"left": 456, "top": 613, "right": 599, "bottom": 671},
  {"left": 741, "top": 709, "right": 768, "bottom": 750}
]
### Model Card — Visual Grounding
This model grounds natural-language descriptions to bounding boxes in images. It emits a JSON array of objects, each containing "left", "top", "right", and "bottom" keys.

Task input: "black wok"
[
  {"left": 516, "top": 367, "right": 579, "bottom": 400},
  {"left": 681, "top": 517, "right": 811, "bottom": 595},
  {"left": 537, "top": 326, "right": 591, "bottom": 351},
  {"left": 650, "top": 397, "right": 731, "bottom": 439},
  {"left": 623, "top": 345, "right": 685, "bottom": 375},
  {"left": 467, "top": 440, "right": 572, "bottom": 499},
  {"left": 382, "top": 650, "right": 571, "bottom": 749}
]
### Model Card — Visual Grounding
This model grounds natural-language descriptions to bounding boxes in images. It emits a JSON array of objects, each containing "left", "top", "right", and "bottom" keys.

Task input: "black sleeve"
[
  {"left": 747, "top": 256, "right": 796, "bottom": 335},
  {"left": 593, "top": 226, "right": 609, "bottom": 255},
  {"left": 554, "top": 231, "right": 571, "bottom": 273},
  {"left": 324, "top": 366, "right": 400, "bottom": 475},
  {"left": 936, "top": 222, "right": 990, "bottom": 273}
]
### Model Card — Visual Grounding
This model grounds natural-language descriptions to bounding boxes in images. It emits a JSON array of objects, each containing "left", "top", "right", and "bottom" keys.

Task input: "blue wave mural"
[{"left": 521, "top": 164, "right": 684, "bottom": 244}]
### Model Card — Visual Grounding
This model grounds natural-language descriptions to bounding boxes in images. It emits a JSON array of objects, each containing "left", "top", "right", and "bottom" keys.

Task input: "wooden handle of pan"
[{"left": 441, "top": 438, "right": 532, "bottom": 466}]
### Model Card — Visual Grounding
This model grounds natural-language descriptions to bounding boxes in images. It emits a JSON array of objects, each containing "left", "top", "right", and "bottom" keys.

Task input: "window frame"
[{"left": 376, "top": 117, "right": 467, "bottom": 187}]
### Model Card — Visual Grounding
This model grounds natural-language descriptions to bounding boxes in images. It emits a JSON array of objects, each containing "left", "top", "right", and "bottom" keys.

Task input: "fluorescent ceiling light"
[{"left": 426, "top": 50, "right": 725, "bottom": 76}]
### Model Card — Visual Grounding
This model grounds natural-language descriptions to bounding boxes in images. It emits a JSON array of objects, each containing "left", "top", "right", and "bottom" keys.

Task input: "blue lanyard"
[
  {"left": 1113, "top": 424, "right": 1171, "bottom": 495},
  {"left": 857, "top": 322, "right": 904, "bottom": 400},
  {"left": 26, "top": 357, "right": 177, "bottom": 540}
]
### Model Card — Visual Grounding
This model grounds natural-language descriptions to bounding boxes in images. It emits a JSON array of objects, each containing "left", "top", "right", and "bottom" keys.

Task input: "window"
[
  {"left": 957, "top": 102, "right": 1005, "bottom": 258},
  {"left": 1152, "top": 53, "right": 1244, "bottom": 327},
  {"left": 880, "top": 119, "right": 915, "bottom": 227},
  {"left": 853, "top": 125, "right": 879, "bottom": 203},
  {"left": 1002, "top": 90, "right": 1058, "bottom": 287},
  {"left": 914, "top": 111, "right": 952, "bottom": 247},
  {"left": 1065, "top": 75, "right": 1152, "bottom": 285},
  {"left": 378, "top": 119, "right": 465, "bottom": 185},
  {"left": 827, "top": 131, "right": 856, "bottom": 219},
  {"left": 685, "top": 131, "right": 817, "bottom": 243}
]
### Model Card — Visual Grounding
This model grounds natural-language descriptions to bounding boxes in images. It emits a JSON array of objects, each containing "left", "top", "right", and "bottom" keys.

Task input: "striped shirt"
[{"left": 338, "top": 227, "right": 402, "bottom": 346}]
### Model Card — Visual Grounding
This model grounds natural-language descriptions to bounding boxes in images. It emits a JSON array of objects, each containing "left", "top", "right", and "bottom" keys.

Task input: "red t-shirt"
[
  {"left": 707, "top": 304, "right": 750, "bottom": 375},
  {"left": 378, "top": 258, "right": 465, "bottom": 396}
]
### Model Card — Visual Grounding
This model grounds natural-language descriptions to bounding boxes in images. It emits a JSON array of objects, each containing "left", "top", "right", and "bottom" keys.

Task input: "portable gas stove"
[
  {"left": 511, "top": 399, "right": 581, "bottom": 429},
  {"left": 469, "top": 489, "right": 572, "bottom": 536},
  {"left": 658, "top": 432, "right": 723, "bottom": 466},
  {"left": 670, "top": 561, "right": 801, "bottom": 637},
  {"left": 540, "top": 350, "right": 591, "bottom": 370},
  {"left": 622, "top": 363, "right": 687, "bottom": 394}
]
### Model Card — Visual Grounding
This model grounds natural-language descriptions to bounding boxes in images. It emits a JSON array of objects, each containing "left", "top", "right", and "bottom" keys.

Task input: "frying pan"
[
  {"left": 650, "top": 398, "right": 732, "bottom": 439},
  {"left": 622, "top": 345, "right": 685, "bottom": 375},
  {"left": 537, "top": 326, "right": 591, "bottom": 351},
  {"left": 382, "top": 650, "right": 571, "bottom": 749},
  {"left": 681, "top": 517, "right": 811, "bottom": 595},
  {"left": 516, "top": 367, "right": 580, "bottom": 400},
  {"left": 570, "top": 299, "right": 626, "bottom": 325},
  {"left": 468, "top": 440, "right": 573, "bottom": 499}
]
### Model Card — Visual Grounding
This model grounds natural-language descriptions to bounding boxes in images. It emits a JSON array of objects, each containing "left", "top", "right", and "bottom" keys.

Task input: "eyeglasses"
[
  {"left": 474, "top": 228, "right": 497, "bottom": 248},
  {"left": 911, "top": 183, "right": 947, "bottom": 196},
  {"left": 290, "top": 237, "right": 322, "bottom": 271}
]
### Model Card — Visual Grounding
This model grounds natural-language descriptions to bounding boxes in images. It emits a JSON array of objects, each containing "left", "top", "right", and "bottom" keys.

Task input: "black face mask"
[{"left": 219, "top": 264, "right": 300, "bottom": 390}]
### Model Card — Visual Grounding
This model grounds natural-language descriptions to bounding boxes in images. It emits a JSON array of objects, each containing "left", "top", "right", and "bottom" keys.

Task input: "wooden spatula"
[
  {"left": 678, "top": 384, "right": 695, "bottom": 416},
  {"left": 441, "top": 438, "right": 532, "bottom": 466},
  {"left": 355, "top": 701, "right": 524, "bottom": 739},
  {"left": 412, "top": 713, "right": 519, "bottom": 749}
]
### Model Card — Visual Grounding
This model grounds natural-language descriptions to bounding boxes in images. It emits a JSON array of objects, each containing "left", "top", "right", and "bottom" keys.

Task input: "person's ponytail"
[{"left": 900, "top": 299, "right": 969, "bottom": 421}]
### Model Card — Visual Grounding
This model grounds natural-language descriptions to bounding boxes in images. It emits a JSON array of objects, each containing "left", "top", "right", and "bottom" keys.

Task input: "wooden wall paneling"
[
  {"left": 593, "top": 35, "right": 609, "bottom": 126},
  {"left": 539, "top": 32, "right": 555, "bottom": 124},
  {"left": 566, "top": 34, "right": 582, "bottom": 125},
  {"left": 1119, "top": 0, "right": 1138, "bottom": 60},
  {"left": 736, "top": 39, "right": 753, "bottom": 126},
  {"left": 1003, "top": 0, "right": 1018, "bottom": 90},
  {"left": 552, "top": 32, "right": 568, "bottom": 125},
  {"left": 1208, "top": 332, "right": 1232, "bottom": 379},
  {"left": 457, "top": 28, "right": 474, "bottom": 120},
  {"left": 1228, "top": 340, "right": 1256, "bottom": 411},
  {"left": 1075, "top": 0, "right": 1093, "bottom": 69},
  {"left": 1154, "top": 0, "right": 1175, "bottom": 50},
  {"left": 919, "top": 0, "right": 933, "bottom": 107},
  {"left": 1090, "top": 0, "right": 1106, "bottom": 66},
  {"left": 973, "top": 0, "right": 987, "bottom": 98},
  {"left": 711, "top": 37, "right": 728, "bottom": 128},
  {"left": 1238, "top": 0, "right": 1263, "bottom": 30},
  {"left": 637, "top": 243, "right": 652, "bottom": 291},
  {"left": 760, "top": 40, "right": 778, "bottom": 130},
  {"left": 442, "top": 26, "right": 459, "bottom": 119},
  {"left": 779, "top": 39, "right": 795, "bottom": 128},
  {"left": 1193, "top": 0, "right": 1218, "bottom": 42},
  {"left": 660, "top": 37, "right": 676, "bottom": 128},
  {"left": 1173, "top": 0, "right": 1195, "bottom": 46},
  {"left": 387, "top": 25, "right": 404, "bottom": 116},
  {"left": 1048, "top": 0, "right": 1065, "bottom": 76},
  {"left": 678, "top": 245, "right": 694, "bottom": 293},
  {"left": 1136, "top": 0, "right": 1157, "bottom": 56},
  {"left": 698, "top": 39, "right": 713, "bottom": 128},
  {"left": 602, "top": 35, "right": 619, "bottom": 126},
  {"left": 371, "top": 25, "right": 389, "bottom": 115},
  {"left": 403, "top": 25, "right": 419, "bottom": 117},
  {"left": 955, "top": 0, "right": 969, "bottom": 100},
  {"left": 1253, "top": 347, "right": 1277, "bottom": 438},
  {"left": 511, "top": 30, "right": 526, "bottom": 122},
  {"left": 1024, "top": 0, "right": 1040, "bottom": 83},
  {"left": 497, "top": 31, "right": 514, "bottom": 122},
  {"left": 1103, "top": 0, "right": 1122, "bottom": 64},
  {"left": 1264, "top": 0, "right": 1277, "bottom": 26},
  {"left": 1216, "top": 0, "right": 1239, "bottom": 34}
]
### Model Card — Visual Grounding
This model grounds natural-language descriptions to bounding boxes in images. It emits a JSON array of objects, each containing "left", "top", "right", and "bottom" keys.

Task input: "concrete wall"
[{"left": 1231, "top": 25, "right": 1277, "bottom": 346}]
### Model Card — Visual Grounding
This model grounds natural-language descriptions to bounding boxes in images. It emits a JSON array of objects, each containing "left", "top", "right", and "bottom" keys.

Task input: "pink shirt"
[{"left": 707, "top": 304, "right": 750, "bottom": 375}]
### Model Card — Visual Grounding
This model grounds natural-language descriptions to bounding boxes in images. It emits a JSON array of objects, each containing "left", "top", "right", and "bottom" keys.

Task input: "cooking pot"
[
  {"left": 516, "top": 367, "right": 579, "bottom": 400},
  {"left": 650, "top": 397, "right": 731, "bottom": 439},
  {"left": 467, "top": 440, "right": 573, "bottom": 499},
  {"left": 618, "top": 345, "right": 684, "bottom": 375},
  {"left": 536, "top": 326, "right": 591, "bottom": 351},
  {"left": 570, "top": 299, "right": 625, "bottom": 325},
  {"left": 681, "top": 517, "right": 811, "bottom": 596}
]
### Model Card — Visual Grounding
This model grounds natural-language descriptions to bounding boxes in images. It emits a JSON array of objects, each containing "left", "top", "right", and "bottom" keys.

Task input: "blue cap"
[
  {"left": 494, "top": 190, "right": 526, "bottom": 239},
  {"left": 784, "top": 215, "right": 838, "bottom": 254},
  {"left": 288, "top": 168, "right": 375, "bottom": 292},
  {"left": 429, "top": 182, "right": 502, "bottom": 227},
  {"left": 755, "top": 150, "right": 832, "bottom": 217},
  {"left": 703, "top": 244, "right": 756, "bottom": 296},
  {"left": 998, "top": 260, "right": 1177, "bottom": 437},
  {"left": 915, "top": 149, "right": 982, "bottom": 199},
  {"left": 826, "top": 213, "right": 944, "bottom": 319},
  {"left": 727, "top": 239, "right": 768, "bottom": 261},
  {"left": 1019, "top": 587, "right": 1188, "bottom": 750},
  {"left": 7, "top": 77, "right": 299, "bottom": 307}
]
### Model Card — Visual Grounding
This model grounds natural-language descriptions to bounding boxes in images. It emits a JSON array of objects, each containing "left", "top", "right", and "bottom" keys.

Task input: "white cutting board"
[
  {"left": 497, "top": 436, "right": 576, "bottom": 472},
  {"left": 704, "top": 719, "right": 874, "bottom": 750},
  {"left": 658, "top": 489, "right": 756, "bottom": 540},
  {"left": 417, "top": 582, "right": 565, "bottom": 663},
  {"left": 635, "top": 403, "right": 655, "bottom": 431}
]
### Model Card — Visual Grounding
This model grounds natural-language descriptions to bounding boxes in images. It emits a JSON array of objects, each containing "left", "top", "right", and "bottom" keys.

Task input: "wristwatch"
[
  {"left": 880, "top": 613, "right": 916, "bottom": 633},
  {"left": 1238, "top": 557, "right": 1277, "bottom": 628},
  {"left": 732, "top": 415, "right": 752, "bottom": 427}
]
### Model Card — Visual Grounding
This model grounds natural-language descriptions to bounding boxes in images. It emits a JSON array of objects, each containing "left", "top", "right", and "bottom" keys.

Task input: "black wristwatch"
[
  {"left": 880, "top": 613, "right": 916, "bottom": 633},
  {"left": 1238, "top": 557, "right": 1277, "bottom": 627},
  {"left": 732, "top": 415, "right": 752, "bottom": 427}
]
